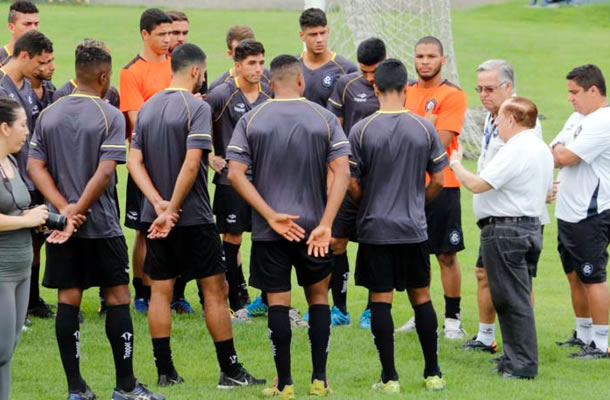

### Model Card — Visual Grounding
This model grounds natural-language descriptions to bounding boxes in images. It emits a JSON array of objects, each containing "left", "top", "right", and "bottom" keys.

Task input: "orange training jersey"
[
  {"left": 405, "top": 80, "right": 467, "bottom": 188},
  {"left": 119, "top": 55, "right": 172, "bottom": 113}
]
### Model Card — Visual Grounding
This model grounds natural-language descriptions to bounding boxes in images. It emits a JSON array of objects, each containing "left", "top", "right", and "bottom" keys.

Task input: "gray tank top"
[{"left": 0, "top": 157, "right": 33, "bottom": 281}]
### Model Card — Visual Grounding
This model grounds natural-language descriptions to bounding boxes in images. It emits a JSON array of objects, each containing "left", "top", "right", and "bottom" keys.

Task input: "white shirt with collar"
[
  {"left": 474, "top": 128, "right": 554, "bottom": 221},
  {"left": 551, "top": 107, "right": 610, "bottom": 223}
]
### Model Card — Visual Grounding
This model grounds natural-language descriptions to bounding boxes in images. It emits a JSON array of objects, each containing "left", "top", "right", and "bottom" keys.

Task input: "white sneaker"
[
  {"left": 443, "top": 317, "right": 466, "bottom": 339},
  {"left": 395, "top": 316, "right": 416, "bottom": 333},
  {"left": 289, "top": 307, "right": 308, "bottom": 327}
]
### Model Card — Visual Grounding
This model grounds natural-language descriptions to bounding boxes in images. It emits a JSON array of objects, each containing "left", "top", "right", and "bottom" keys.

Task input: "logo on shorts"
[
  {"left": 354, "top": 93, "right": 368, "bottom": 103},
  {"left": 425, "top": 99, "right": 437, "bottom": 113},
  {"left": 233, "top": 102, "right": 246, "bottom": 113},
  {"left": 322, "top": 74, "right": 334, "bottom": 88},
  {"left": 449, "top": 230, "right": 461, "bottom": 246},
  {"left": 226, "top": 214, "right": 237, "bottom": 224},
  {"left": 581, "top": 262, "right": 594, "bottom": 277},
  {"left": 126, "top": 211, "right": 139, "bottom": 221}
]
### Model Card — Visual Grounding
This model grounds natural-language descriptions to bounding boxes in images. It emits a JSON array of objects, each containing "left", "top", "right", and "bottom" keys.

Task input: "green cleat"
[
  {"left": 425, "top": 375, "right": 446, "bottom": 391},
  {"left": 371, "top": 380, "right": 400, "bottom": 394}
]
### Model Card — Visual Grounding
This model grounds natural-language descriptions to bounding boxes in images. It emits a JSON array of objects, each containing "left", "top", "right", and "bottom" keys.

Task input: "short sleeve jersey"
[
  {"left": 119, "top": 55, "right": 172, "bottom": 113},
  {"left": 327, "top": 71, "right": 379, "bottom": 135},
  {"left": 475, "top": 130, "right": 554, "bottom": 221},
  {"left": 29, "top": 94, "right": 126, "bottom": 238},
  {"left": 0, "top": 46, "right": 11, "bottom": 67},
  {"left": 0, "top": 69, "right": 37, "bottom": 191},
  {"left": 405, "top": 80, "right": 467, "bottom": 188},
  {"left": 54, "top": 79, "right": 120, "bottom": 109},
  {"left": 300, "top": 52, "right": 358, "bottom": 108},
  {"left": 226, "top": 98, "right": 351, "bottom": 241},
  {"left": 208, "top": 67, "right": 271, "bottom": 93},
  {"left": 349, "top": 110, "right": 448, "bottom": 244},
  {"left": 551, "top": 108, "right": 610, "bottom": 222},
  {"left": 31, "top": 80, "right": 56, "bottom": 126},
  {"left": 131, "top": 89, "right": 214, "bottom": 226}
]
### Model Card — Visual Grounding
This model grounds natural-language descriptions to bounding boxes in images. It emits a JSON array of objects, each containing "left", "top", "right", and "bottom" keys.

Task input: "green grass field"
[{"left": 4, "top": 1, "right": 610, "bottom": 399}]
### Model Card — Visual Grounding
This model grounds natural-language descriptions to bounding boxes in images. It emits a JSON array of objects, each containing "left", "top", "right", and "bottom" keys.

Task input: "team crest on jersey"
[
  {"left": 448, "top": 230, "right": 461, "bottom": 246},
  {"left": 581, "top": 262, "right": 594, "bottom": 277},
  {"left": 574, "top": 125, "right": 583, "bottom": 138},
  {"left": 233, "top": 102, "right": 246, "bottom": 113},
  {"left": 354, "top": 93, "right": 367, "bottom": 103},
  {"left": 425, "top": 99, "right": 437, "bottom": 112},
  {"left": 322, "top": 74, "right": 334, "bottom": 88}
]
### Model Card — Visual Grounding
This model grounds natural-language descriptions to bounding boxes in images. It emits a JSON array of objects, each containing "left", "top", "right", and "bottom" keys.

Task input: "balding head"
[{"left": 497, "top": 96, "right": 538, "bottom": 141}]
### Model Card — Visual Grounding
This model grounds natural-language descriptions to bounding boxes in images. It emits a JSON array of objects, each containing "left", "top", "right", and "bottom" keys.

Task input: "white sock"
[
  {"left": 576, "top": 317, "right": 593, "bottom": 344},
  {"left": 592, "top": 325, "right": 609, "bottom": 352},
  {"left": 475, "top": 323, "right": 495, "bottom": 346}
]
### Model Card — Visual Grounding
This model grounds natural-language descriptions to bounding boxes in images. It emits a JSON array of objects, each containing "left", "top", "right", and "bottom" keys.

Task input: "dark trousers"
[{"left": 480, "top": 221, "right": 541, "bottom": 378}]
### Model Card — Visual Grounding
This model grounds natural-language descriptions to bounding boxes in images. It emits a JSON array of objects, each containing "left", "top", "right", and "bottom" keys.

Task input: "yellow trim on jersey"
[
  {"left": 268, "top": 97, "right": 306, "bottom": 102},
  {"left": 245, "top": 101, "right": 273, "bottom": 138},
  {"left": 177, "top": 90, "right": 192, "bottom": 131},
  {"left": 227, "top": 145, "right": 243, "bottom": 152},
  {"left": 404, "top": 112, "right": 432, "bottom": 146},
  {"left": 69, "top": 94, "right": 100, "bottom": 99},
  {"left": 302, "top": 100, "right": 331, "bottom": 141},
  {"left": 328, "top": 98, "right": 342, "bottom": 108},
  {"left": 214, "top": 89, "right": 240, "bottom": 122},
  {"left": 0, "top": 68, "right": 7, "bottom": 86},
  {"left": 165, "top": 87, "right": 190, "bottom": 92},
  {"left": 359, "top": 112, "right": 382, "bottom": 148},
  {"left": 342, "top": 75, "right": 362, "bottom": 104},
  {"left": 29, "top": 141, "right": 37, "bottom": 147},
  {"left": 88, "top": 97, "right": 109, "bottom": 136},
  {"left": 432, "top": 152, "right": 448, "bottom": 163},
  {"left": 188, "top": 133, "right": 211, "bottom": 139},
  {"left": 332, "top": 140, "right": 349, "bottom": 148},
  {"left": 331, "top": 52, "right": 337, "bottom": 62},
  {"left": 376, "top": 110, "right": 410, "bottom": 114},
  {"left": 349, "top": 160, "right": 358, "bottom": 166},
  {"left": 101, "top": 144, "right": 126, "bottom": 149},
  {"left": 69, "top": 79, "right": 78, "bottom": 94}
]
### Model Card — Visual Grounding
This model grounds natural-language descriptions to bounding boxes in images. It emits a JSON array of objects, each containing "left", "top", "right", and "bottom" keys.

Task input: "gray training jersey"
[
  {"left": 29, "top": 94, "right": 126, "bottom": 239},
  {"left": 349, "top": 110, "right": 448, "bottom": 244},
  {"left": 131, "top": 88, "right": 214, "bottom": 227},
  {"left": 327, "top": 71, "right": 379, "bottom": 135},
  {"left": 0, "top": 70, "right": 38, "bottom": 191},
  {"left": 205, "top": 78, "right": 272, "bottom": 185},
  {"left": 54, "top": 79, "right": 120, "bottom": 109},
  {"left": 300, "top": 52, "right": 358, "bottom": 108},
  {"left": 208, "top": 67, "right": 271, "bottom": 93},
  {"left": 226, "top": 98, "right": 351, "bottom": 241}
]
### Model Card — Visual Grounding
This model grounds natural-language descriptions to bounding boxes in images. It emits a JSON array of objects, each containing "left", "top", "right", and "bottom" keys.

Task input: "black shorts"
[
  {"left": 332, "top": 195, "right": 358, "bottom": 240},
  {"left": 477, "top": 225, "right": 544, "bottom": 278},
  {"left": 355, "top": 242, "right": 431, "bottom": 292},
  {"left": 250, "top": 241, "right": 334, "bottom": 293},
  {"left": 213, "top": 184, "right": 251, "bottom": 234},
  {"left": 144, "top": 224, "right": 226, "bottom": 281},
  {"left": 124, "top": 174, "right": 146, "bottom": 231},
  {"left": 43, "top": 236, "right": 130, "bottom": 289},
  {"left": 558, "top": 211, "right": 610, "bottom": 284},
  {"left": 426, "top": 188, "right": 465, "bottom": 255},
  {"left": 29, "top": 189, "right": 45, "bottom": 241}
]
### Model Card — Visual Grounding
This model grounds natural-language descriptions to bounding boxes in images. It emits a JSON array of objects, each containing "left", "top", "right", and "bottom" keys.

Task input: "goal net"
[{"left": 315, "top": 0, "right": 485, "bottom": 159}]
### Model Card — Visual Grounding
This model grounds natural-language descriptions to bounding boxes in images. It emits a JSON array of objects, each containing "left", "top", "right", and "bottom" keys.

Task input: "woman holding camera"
[{"left": 0, "top": 97, "right": 48, "bottom": 400}]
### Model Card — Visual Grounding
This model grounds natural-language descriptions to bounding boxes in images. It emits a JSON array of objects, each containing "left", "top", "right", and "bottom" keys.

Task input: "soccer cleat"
[
  {"left": 28, "top": 298, "right": 56, "bottom": 318},
  {"left": 157, "top": 372, "right": 184, "bottom": 387},
  {"left": 133, "top": 298, "right": 149, "bottom": 313},
  {"left": 289, "top": 308, "right": 308, "bottom": 328},
  {"left": 233, "top": 308, "right": 252, "bottom": 323},
  {"left": 230, "top": 309, "right": 251, "bottom": 324},
  {"left": 309, "top": 379, "right": 331, "bottom": 397},
  {"left": 111, "top": 382, "right": 165, "bottom": 400},
  {"left": 262, "top": 384, "right": 296, "bottom": 399},
  {"left": 24, "top": 317, "right": 33, "bottom": 327},
  {"left": 359, "top": 309, "right": 371, "bottom": 329},
  {"left": 303, "top": 311, "right": 309, "bottom": 322},
  {"left": 395, "top": 317, "right": 415, "bottom": 333},
  {"left": 331, "top": 306, "right": 351, "bottom": 326},
  {"left": 556, "top": 331, "right": 587, "bottom": 348},
  {"left": 443, "top": 317, "right": 466, "bottom": 339},
  {"left": 501, "top": 372, "right": 535, "bottom": 380},
  {"left": 217, "top": 365, "right": 266, "bottom": 389},
  {"left": 170, "top": 298, "right": 195, "bottom": 314},
  {"left": 371, "top": 380, "right": 400, "bottom": 394},
  {"left": 67, "top": 385, "right": 97, "bottom": 400},
  {"left": 245, "top": 295, "right": 268, "bottom": 317},
  {"left": 462, "top": 336, "right": 498, "bottom": 354},
  {"left": 569, "top": 342, "right": 610, "bottom": 359},
  {"left": 239, "top": 283, "right": 251, "bottom": 307},
  {"left": 424, "top": 375, "right": 446, "bottom": 391}
]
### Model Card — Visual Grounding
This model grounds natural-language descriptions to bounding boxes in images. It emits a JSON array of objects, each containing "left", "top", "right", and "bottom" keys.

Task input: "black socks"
[
  {"left": 132, "top": 277, "right": 150, "bottom": 300},
  {"left": 214, "top": 338, "right": 240, "bottom": 377},
  {"left": 56, "top": 303, "right": 86, "bottom": 393},
  {"left": 152, "top": 337, "right": 177, "bottom": 377},
  {"left": 330, "top": 254, "right": 349, "bottom": 314},
  {"left": 268, "top": 305, "right": 293, "bottom": 390},
  {"left": 444, "top": 295, "right": 461, "bottom": 320},
  {"left": 370, "top": 302, "right": 398, "bottom": 382},
  {"left": 414, "top": 301, "right": 442, "bottom": 378},
  {"left": 308, "top": 304, "right": 331, "bottom": 382},
  {"left": 173, "top": 276, "right": 187, "bottom": 301},
  {"left": 222, "top": 241, "right": 242, "bottom": 311},
  {"left": 105, "top": 305, "right": 137, "bottom": 391}
]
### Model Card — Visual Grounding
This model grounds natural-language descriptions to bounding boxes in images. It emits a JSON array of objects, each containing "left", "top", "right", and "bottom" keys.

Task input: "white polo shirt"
[
  {"left": 551, "top": 107, "right": 610, "bottom": 223},
  {"left": 477, "top": 113, "right": 550, "bottom": 223},
  {"left": 473, "top": 129, "right": 554, "bottom": 221}
]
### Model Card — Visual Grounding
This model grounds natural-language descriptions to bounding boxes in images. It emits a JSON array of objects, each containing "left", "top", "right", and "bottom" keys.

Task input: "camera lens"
[{"left": 45, "top": 213, "right": 67, "bottom": 231}]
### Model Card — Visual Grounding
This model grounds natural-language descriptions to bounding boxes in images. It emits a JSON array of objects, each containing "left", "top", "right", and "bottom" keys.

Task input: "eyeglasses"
[{"left": 475, "top": 81, "right": 507, "bottom": 94}]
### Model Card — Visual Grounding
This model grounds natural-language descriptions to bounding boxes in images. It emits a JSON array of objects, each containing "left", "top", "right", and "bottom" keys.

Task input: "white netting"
[{"left": 323, "top": 0, "right": 485, "bottom": 159}]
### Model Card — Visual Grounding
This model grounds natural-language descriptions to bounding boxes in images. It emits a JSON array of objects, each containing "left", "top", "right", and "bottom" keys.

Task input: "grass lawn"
[{"left": 4, "top": 1, "right": 610, "bottom": 399}]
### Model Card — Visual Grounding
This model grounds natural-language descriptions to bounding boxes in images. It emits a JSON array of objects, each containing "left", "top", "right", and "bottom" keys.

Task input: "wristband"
[{"left": 449, "top": 160, "right": 460, "bottom": 169}]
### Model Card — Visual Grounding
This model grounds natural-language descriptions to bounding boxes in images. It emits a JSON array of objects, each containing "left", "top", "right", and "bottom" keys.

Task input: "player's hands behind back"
[
  {"left": 307, "top": 224, "right": 331, "bottom": 258},
  {"left": 268, "top": 213, "right": 305, "bottom": 242}
]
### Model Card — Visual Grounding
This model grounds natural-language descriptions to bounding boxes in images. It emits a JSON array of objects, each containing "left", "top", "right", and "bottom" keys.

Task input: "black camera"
[{"left": 45, "top": 212, "right": 67, "bottom": 231}]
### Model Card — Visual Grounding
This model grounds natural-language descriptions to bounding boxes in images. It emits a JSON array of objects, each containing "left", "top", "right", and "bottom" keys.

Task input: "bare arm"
[
  {"left": 27, "top": 158, "right": 69, "bottom": 212},
  {"left": 552, "top": 143, "right": 581, "bottom": 167},
  {"left": 73, "top": 160, "right": 118, "bottom": 216},
  {"left": 426, "top": 170, "right": 445, "bottom": 203},
  {"left": 0, "top": 206, "right": 48, "bottom": 231},
  {"left": 126, "top": 111, "right": 138, "bottom": 141},
  {"left": 348, "top": 177, "right": 362, "bottom": 205},
  {"left": 450, "top": 161, "right": 493, "bottom": 194},
  {"left": 438, "top": 130, "right": 457, "bottom": 149},
  {"left": 127, "top": 148, "right": 164, "bottom": 212}
]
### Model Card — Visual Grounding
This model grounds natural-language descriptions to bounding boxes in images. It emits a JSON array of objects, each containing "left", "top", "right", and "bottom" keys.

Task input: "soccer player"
[
  {"left": 0, "top": 30, "right": 54, "bottom": 319},
  {"left": 451, "top": 97, "right": 554, "bottom": 379},
  {"left": 551, "top": 64, "right": 610, "bottom": 358},
  {"left": 207, "top": 25, "right": 270, "bottom": 93},
  {"left": 54, "top": 39, "right": 120, "bottom": 108},
  {"left": 227, "top": 54, "right": 351, "bottom": 398},
  {"left": 348, "top": 58, "right": 447, "bottom": 393},
  {"left": 205, "top": 39, "right": 272, "bottom": 320},
  {"left": 29, "top": 47, "right": 55, "bottom": 116},
  {"left": 127, "top": 43, "right": 265, "bottom": 388},
  {"left": 396, "top": 36, "right": 468, "bottom": 338},
  {"left": 120, "top": 8, "right": 172, "bottom": 313},
  {"left": 298, "top": 8, "right": 357, "bottom": 108},
  {"left": 28, "top": 45, "right": 164, "bottom": 400},
  {"left": 0, "top": 1, "right": 39, "bottom": 67},
  {"left": 166, "top": 11, "right": 189, "bottom": 54},
  {"left": 325, "top": 37, "right": 385, "bottom": 328}
]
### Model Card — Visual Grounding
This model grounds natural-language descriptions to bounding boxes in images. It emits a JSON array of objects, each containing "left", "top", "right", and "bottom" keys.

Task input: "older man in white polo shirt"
[
  {"left": 551, "top": 64, "right": 610, "bottom": 359},
  {"left": 450, "top": 96, "right": 554, "bottom": 379}
]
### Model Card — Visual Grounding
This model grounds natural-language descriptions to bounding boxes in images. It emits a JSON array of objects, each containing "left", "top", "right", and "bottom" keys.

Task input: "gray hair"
[{"left": 477, "top": 59, "right": 515, "bottom": 93}]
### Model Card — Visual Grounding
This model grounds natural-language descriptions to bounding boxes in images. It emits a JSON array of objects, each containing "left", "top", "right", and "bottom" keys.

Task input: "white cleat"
[
  {"left": 443, "top": 317, "right": 466, "bottom": 339},
  {"left": 395, "top": 316, "right": 416, "bottom": 333}
]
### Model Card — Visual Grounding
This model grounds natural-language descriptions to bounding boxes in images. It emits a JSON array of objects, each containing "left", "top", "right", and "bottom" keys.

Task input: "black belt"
[{"left": 477, "top": 216, "right": 540, "bottom": 229}]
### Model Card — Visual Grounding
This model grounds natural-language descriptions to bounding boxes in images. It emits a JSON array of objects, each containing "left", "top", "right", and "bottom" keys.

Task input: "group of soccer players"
[{"left": 1, "top": 1, "right": 609, "bottom": 399}]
